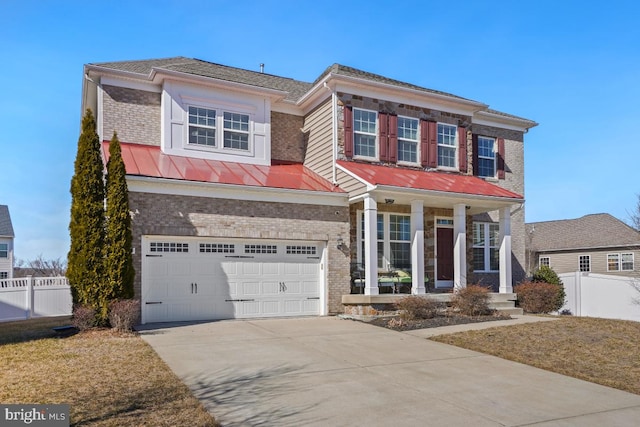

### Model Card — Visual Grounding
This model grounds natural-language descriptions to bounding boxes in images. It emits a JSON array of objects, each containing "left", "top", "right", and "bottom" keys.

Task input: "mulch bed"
[{"left": 366, "top": 312, "right": 512, "bottom": 331}]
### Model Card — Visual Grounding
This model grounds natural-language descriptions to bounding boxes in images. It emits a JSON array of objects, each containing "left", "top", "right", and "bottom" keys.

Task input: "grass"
[
  {"left": 431, "top": 316, "right": 640, "bottom": 395},
  {"left": 0, "top": 318, "right": 218, "bottom": 426}
]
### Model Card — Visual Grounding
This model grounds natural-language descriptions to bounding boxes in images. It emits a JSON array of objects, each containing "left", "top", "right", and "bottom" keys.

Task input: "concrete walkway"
[{"left": 139, "top": 317, "right": 640, "bottom": 426}]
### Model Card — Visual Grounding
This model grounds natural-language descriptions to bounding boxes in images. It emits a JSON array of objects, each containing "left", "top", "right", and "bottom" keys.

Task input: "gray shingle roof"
[
  {"left": 92, "top": 57, "right": 312, "bottom": 102},
  {"left": 526, "top": 214, "right": 640, "bottom": 252},
  {"left": 91, "top": 57, "right": 533, "bottom": 122},
  {"left": 313, "top": 64, "right": 476, "bottom": 102},
  {"left": 0, "top": 205, "right": 14, "bottom": 237}
]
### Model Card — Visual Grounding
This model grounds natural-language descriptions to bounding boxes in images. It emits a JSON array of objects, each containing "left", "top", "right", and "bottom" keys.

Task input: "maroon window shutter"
[
  {"left": 497, "top": 137, "right": 505, "bottom": 179},
  {"left": 458, "top": 127, "right": 467, "bottom": 173},
  {"left": 472, "top": 134, "right": 479, "bottom": 176},
  {"left": 420, "top": 120, "right": 429, "bottom": 167},
  {"left": 427, "top": 121, "right": 438, "bottom": 168},
  {"left": 379, "top": 112, "right": 388, "bottom": 162},
  {"left": 344, "top": 106, "right": 353, "bottom": 158},
  {"left": 388, "top": 114, "right": 398, "bottom": 163}
]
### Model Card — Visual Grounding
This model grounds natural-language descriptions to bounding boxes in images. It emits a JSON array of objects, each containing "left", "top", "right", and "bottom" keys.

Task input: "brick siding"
[
  {"left": 271, "top": 111, "right": 305, "bottom": 163},
  {"left": 102, "top": 85, "right": 161, "bottom": 145}
]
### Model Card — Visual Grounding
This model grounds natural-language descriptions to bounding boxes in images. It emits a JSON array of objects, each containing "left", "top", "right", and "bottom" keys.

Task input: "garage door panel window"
[
  {"left": 286, "top": 245, "right": 317, "bottom": 255},
  {"left": 200, "top": 243, "right": 235, "bottom": 253},
  {"left": 245, "top": 244, "right": 277, "bottom": 254},
  {"left": 150, "top": 242, "right": 189, "bottom": 252}
]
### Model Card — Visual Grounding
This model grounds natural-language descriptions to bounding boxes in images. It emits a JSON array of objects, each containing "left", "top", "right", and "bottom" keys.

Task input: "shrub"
[
  {"left": 532, "top": 266, "right": 566, "bottom": 310},
  {"left": 450, "top": 285, "right": 492, "bottom": 316},
  {"left": 71, "top": 305, "right": 97, "bottom": 331},
  {"left": 515, "top": 281, "right": 562, "bottom": 314},
  {"left": 108, "top": 299, "right": 140, "bottom": 332},
  {"left": 394, "top": 295, "right": 442, "bottom": 320}
]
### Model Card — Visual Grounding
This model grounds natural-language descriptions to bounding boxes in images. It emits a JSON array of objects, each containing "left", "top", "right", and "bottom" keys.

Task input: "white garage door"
[{"left": 141, "top": 237, "right": 323, "bottom": 324}]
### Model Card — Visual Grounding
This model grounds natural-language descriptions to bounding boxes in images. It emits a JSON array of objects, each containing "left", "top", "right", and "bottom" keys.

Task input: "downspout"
[{"left": 324, "top": 82, "right": 338, "bottom": 185}]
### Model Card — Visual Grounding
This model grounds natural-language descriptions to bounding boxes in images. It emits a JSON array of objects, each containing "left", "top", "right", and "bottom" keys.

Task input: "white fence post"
[
  {"left": 574, "top": 271, "right": 581, "bottom": 317},
  {"left": 26, "top": 275, "right": 34, "bottom": 319}
]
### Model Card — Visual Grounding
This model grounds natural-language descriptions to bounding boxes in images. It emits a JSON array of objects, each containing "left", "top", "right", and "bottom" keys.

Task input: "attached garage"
[{"left": 141, "top": 236, "right": 325, "bottom": 324}]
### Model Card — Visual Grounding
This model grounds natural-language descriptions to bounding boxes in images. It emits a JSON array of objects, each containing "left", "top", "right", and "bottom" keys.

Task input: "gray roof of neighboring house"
[
  {"left": 90, "top": 57, "right": 533, "bottom": 123},
  {"left": 526, "top": 213, "right": 640, "bottom": 252},
  {"left": 0, "top": 205, "right": 14, "bottom": 237}
]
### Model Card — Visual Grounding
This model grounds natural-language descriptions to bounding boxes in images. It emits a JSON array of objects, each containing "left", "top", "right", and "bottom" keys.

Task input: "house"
[
  {"left": 81, "top": 57, "right": 537, "bottom": 324},
  {"left": 526, "top": 213, "right": 640, "bottom": 275},
  {"left": 0, "top": 205, "right": 15, "bottom": 280}
]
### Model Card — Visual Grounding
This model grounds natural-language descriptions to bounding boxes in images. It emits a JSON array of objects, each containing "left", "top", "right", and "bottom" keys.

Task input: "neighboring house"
[
  {"left": 82, "top": 57, "right": 536, "bottom": 324},
  {"left": 526, "top": 213, "right": 640, "bottom": 275},
  {"left": 0, "top": 205, "right": 15, "bottom": 280}
]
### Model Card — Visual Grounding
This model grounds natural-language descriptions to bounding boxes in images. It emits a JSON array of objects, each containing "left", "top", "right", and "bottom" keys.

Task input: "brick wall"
[
  {"left": 102, "top": 85, "right": 161, "bottom": 145},
  {"left": 271, "top": 111, "right": 305, "bottom": 163},
  {"left": 128, "top": 191, "right": 350, "bottom": 314}
]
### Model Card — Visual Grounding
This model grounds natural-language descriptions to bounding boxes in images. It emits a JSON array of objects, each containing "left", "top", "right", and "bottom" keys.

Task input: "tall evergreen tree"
[
  {"left": 68, "top": 109, "right": 106, "bottom": 320},
  {"left": 105, "top": 132, "right": 135, "bottom": 300}
]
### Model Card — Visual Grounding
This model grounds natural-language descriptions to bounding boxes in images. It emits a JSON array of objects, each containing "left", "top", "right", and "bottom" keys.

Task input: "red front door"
[{"left": 436, "top": 228, "right": 454, "bottom": 281}]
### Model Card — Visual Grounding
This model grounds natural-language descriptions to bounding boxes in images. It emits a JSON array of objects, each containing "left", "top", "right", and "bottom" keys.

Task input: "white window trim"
[
  {"left": 396, "top": 115, "right": 420, "bottom": 166},
  {"left": 539, "top": 256, "right": 550, "bottom": 268},
  {"left": 579, "top": 255, "right": 591, "bottom": 272},
  {"left": 352, "top": 107, "right": 378, "bottom": 161},
  {"left": 607, "top": 252, "right": 634, "bottom": 271},
  {"left": 477, "top": 136, "right": 497, "bottom": 178},
  {"left": 473, "top": 222, "right": 499, "bottom": 272},
  {"left": 357, "top": 211, "right": 410, "bottom": 270},
  {"left": 437, "top": 122, "right": 458, "bottom": 171},
  {"left": 185, "top": 103, "right": 255, "bottom": 157}
]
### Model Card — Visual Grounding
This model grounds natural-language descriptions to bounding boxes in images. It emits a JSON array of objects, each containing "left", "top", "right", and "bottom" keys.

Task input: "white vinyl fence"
[
  {"left": 0, "top": 276, "right": 72, "bottom": 322},
  {"left": 558, "top": 272, "right": 640, "bottom": 322}
]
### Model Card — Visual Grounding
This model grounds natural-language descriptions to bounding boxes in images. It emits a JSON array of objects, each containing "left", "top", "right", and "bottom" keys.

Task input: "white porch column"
[
  {"left": 499, "top": 206, "right": 513, "bottom": 293},
  {"left": 363, "top": 194, "right": 379, "bottom": 295},
  {"left": 410, "top": 200, "right": 425, "bottom": 294},
  {"left": 453, "top": 204, "right": 467, "bottom": 291}
]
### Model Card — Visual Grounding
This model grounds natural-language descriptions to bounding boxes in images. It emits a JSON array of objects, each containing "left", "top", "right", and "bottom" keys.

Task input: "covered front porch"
[{"left": 338, "top": 161, "right": 525, "bottom": 299}]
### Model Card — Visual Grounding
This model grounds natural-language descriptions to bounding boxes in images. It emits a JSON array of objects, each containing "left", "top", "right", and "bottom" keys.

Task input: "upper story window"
[
  {"left": 437, "top": 123, "right": 457, "bottom": 168},
  {"left": 397, "top": 116, "right": 419, "bottom": 164},
  {"left": 188, "top": 106, "right": 251, "bottom": 152},
  {"left": 223, "top": 112, "right": 249, "bottom": 150},
  {"left": 477, "top": 136, "right": 496, "bottom": 178},
  {"left": 189, "top": 107, "right": 216, "bottom": 146},
  {"left": 0, "top": 243, "right": 7, "bottom": 258},
  {"left": 353, "top": 108, "right": 377, "bottom": 159}
]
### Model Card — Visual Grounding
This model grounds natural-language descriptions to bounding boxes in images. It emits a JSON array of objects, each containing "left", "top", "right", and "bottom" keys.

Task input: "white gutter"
[{"left": 324, "top": 82, "right": 338, "bottom": 185}]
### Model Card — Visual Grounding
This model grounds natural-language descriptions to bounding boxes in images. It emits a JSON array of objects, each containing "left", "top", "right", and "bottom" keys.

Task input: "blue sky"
[{"left": 1, "top": 0, "right": 639, "bottom": 261}]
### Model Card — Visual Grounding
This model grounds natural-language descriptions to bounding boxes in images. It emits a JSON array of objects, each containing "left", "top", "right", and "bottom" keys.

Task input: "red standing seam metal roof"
[
  {"left": 102, "top": 142, "right": 344, "bottom": 193},
  {"left": 337, "top": 160, "right": 523, "bottom": 200}
]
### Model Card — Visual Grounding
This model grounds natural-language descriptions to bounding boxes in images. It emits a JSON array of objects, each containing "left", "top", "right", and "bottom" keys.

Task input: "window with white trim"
[
  {"left": 473, "top": 222, "right": 499, "bottom": 272},
  {"left": 0, "top": 243, "right": 7, "bottom": 258},
  {"left": 397, "top": 116, "right": 419, "bottom": 164},
  {"left": 286, "top": 245, "right": 317, "bottom": 255},
  {"left": 245, "top": 244, "right": 277, "bottom": 254},
  {"left": 188, "top": 106, "right": 251, "bottom": 152},
  {"left": 607, "top": 253, "right": 634, "bottom": 271},
  {"left": 477, "top": 136, "right": 496, "bottom": 178},
  {"left": 0, "top": 272, "right": 7, "bottom": 279},
  {"left": 539, "top": 256, "right": 550, "bottom": 268},
  {"left": 437, "top": 123, "right": 457, "bottom": 168},
  {"left": 353, "top": 108, "right": 377, "bottom": 159},
  {"left": 359, "top": 212, "right": 411, "bottom": 270},
  {"left": 579, "top": 255, "right": 591, "bottom": 272}
]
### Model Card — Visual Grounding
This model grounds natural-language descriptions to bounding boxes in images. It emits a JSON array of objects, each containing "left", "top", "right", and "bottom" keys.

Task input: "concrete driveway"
[{"left": 139, "top": 317, "right": 640, "bottom": 426}]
